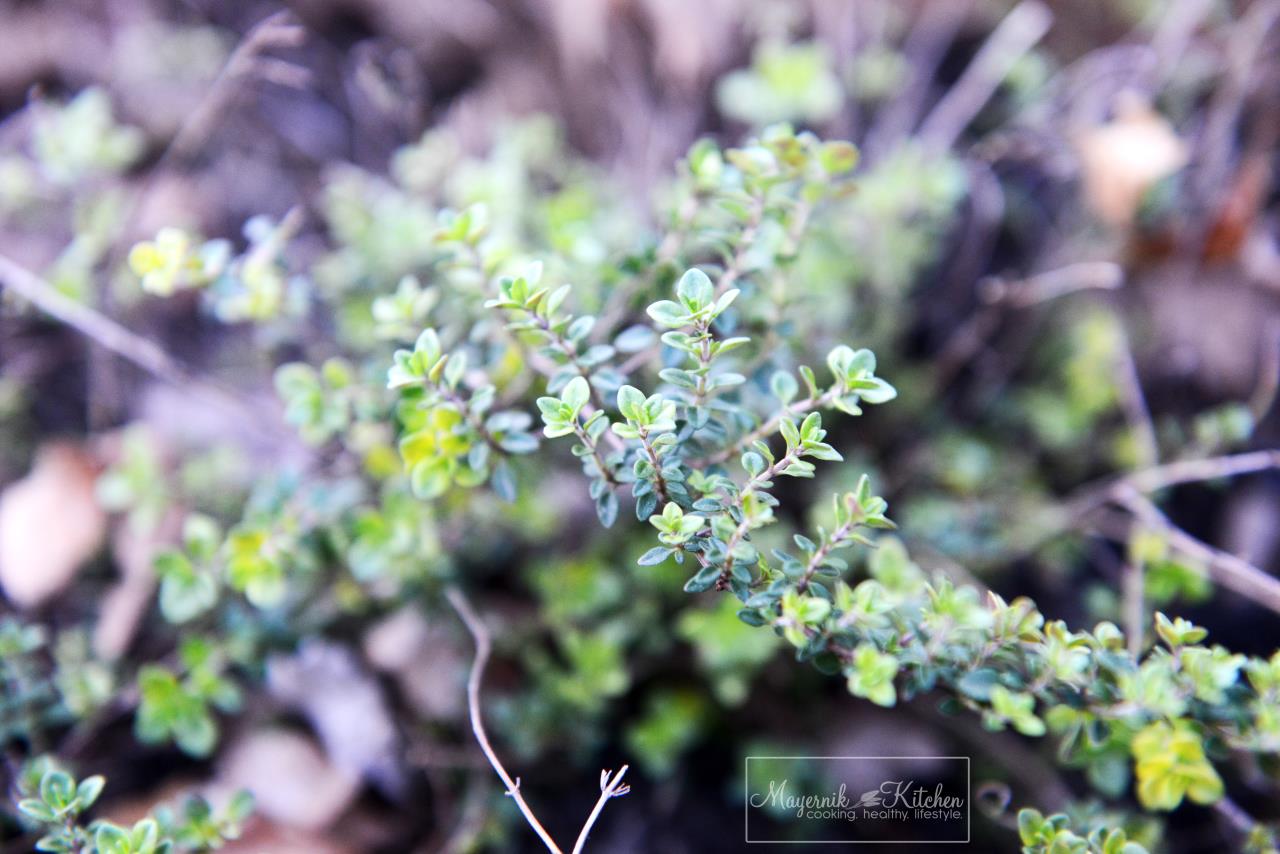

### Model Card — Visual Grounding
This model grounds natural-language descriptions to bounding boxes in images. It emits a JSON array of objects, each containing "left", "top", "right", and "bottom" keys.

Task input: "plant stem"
[
  {"left": 638, "top": 429, "right": 671, "bottom": 504},
  {"left": 797, "top": 519, "right": 856, "bottom": 593},
  {"left": 446, "top": 586, "right": 631, "bottom": 854},
  {"left": 719, "top": 446, "right": 803, "bottom": 581},
  {"left": 1122, "top": 560, "right": 1145, "bottom": 657},
  {"left": 700, "top": 390, "right": 835, "bottom": 467},
  {"left": 716, "top": 192, "right": 764, "bottom": 296},
  {"left": 571, "top": 767, "right": 630, "bottom": 854},
  {"left": 444, "top": 586, "right": 564, "bottom": 854},
  {"left": 573, "top": 421, "right": 618, "bottom": 487}
]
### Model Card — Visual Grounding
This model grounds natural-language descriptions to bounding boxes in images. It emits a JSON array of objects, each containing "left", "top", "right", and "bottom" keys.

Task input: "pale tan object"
[
  {"left": 94, "top": 511, "right": 175, "bottom": 660},
  {"left": 217, "top": 729, "right": 361, "bottom": 831},
  {"left": 545, "top": 0, "right": 612, "bottom": 73},
  {"left": 364, "top": 607, "right": 465, "bottom": 721},
  {"left": 218, "top": 823, "right": 354, "bottom": 854},
  {"left": 1074, "top": 92, "right": 1189, "bottom": 227},
  {"left": 0, "top": 443, "right": 106, "bottom": 609}
]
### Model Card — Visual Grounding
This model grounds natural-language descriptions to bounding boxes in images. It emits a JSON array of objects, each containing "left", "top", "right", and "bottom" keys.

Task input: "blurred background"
[{"left": 2, "top": 0, "right": 1279, "bottom": 851}]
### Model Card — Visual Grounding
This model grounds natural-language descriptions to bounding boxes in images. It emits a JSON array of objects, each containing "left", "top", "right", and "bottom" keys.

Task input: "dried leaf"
[{"left": 0, "top": 443, "right": 106, "bottom": 608}]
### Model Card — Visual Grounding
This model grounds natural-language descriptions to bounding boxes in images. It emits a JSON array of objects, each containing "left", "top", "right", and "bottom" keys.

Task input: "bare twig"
[
  {"left": 1140, "top": 0, "right": 1213, "bottom": 92},
  {"left": 0, "top": 252, "right": 284, "bottom": 439},
  {"left": 918, "top": 1, "right": 1053, "bottom": 152},
  {"left": 1114, "top": 486, "right": 1280, "bottom": 615},
  {"left": 1192, "top": 0, "right": 1280, "bottom": 209},
  {"left": 865, "top": 0, "right": 971, "bottom": 159},
  {"left": 1122, "top": 560, "right": 1144, "bottom": 656},
  {"left": 930, "top": 262, "right": 1122, "bottom": 397},
  {"left": 162, "top": 11, "right": 308, "bottom": 166},
  {"left": 444, "top": 586, "right": 630, "bottom": 854},
  {"left": 1011, "top": 450, "right": 1280, "bottom": 575},
  {"left": 1249, "top": 318, "right": 1280, "bottom": 421},
  {"left": 694, "top": 389, "right": 835, "bottom": 468},
  {"left": 0, "top": 252, "right": 186, "bottom": 384},
  {"left": 99, "top": 13, "right": 307, "bottom": 282},
  {"left": 1111, "top": 313, "right": 1159, "bottom": 469},
  {"left": 715, "top": 192, "right": 765, "bottom": 297},
  {"left": 444, "top": 586, "right": 563, "bottom": 853},
  {"left": 1065, "top": 449, "right": 1280, "bottom": 522},
  {"left": 571, "top": 767, "right": 630, "bottom": 854},
  {"left": 979, "top": 262, "right": 1123, "bottom": 308},
  {"left": 1212, "top": 794, "right": 1259, "bottom": 839},
  {"left": 1123, "top": 450, "right": 1280, "bottom": 496}
]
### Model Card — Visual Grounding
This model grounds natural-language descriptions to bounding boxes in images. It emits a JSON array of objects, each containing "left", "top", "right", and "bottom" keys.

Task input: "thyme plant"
[{"left": 3, "top": 80, "right": 1279, "bottom": 854}]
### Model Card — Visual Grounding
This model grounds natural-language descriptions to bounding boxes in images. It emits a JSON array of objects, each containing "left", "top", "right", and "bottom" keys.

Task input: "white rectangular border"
[{"left": 744, "top": 755, "right": 971, "bottom": 845}]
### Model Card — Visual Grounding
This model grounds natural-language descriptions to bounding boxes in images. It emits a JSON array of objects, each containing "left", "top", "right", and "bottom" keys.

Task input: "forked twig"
[
  {"left": 162, "top": 11, "right": 309, "bottom": 166},
  {"left": 1114, "top": 485, "right": 1280, "bottom": 615},
  {"left": 443, "top": 586, "right": 562, "bottom": 853},
  {"left": 0, "top": 252, "right": 186, "bottom": 384},
  {"left": 572, "top": 766, "right": 630, "bottom": 854},
  {"left": 1065, "top": 449, "right": 1280, "bottom": 521},
  {"left": 444, "top": 586, "right": 630, "bottom": 854}
]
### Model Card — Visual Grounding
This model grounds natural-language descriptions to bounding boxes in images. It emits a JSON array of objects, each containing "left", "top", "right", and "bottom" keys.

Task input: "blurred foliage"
[{"left": 0, "top": 8, "right": 1277, "bottom": 852}]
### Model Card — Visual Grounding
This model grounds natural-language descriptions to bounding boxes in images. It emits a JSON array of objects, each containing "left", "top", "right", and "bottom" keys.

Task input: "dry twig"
[
  {"left": 1113, "top": 485, "right": 1280, "bottom": 616},
  {"left": 0, "top": 252, "right": 186, "bottom": 384},
  {"left": 919, "top": 1, "right": 1053, "bottom": 151},
  {"left": 444, "top": 585, "right": 630, "bottom": 854}
]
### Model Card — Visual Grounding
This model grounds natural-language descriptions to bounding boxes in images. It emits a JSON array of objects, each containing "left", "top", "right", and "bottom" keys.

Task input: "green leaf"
[
  {"left": 646, "top": 300, "right": 688, "bottom": 328},
  {"left": 617, "top": 385, "right": 645, "bottom": 421},
  {"left": 95, "top": 824, "right": 132, "bottom": 854},
  {"left": 75, "top": 775, "right": 105, "bottom": 810},
  {"left": 818, "top": 140, "right": 859, "bottom": 174},
  {"left": 770, "top": 370, "right": 798, "bottom": 405},
  {"left": 18, "top": 798, "right": 56, "bottom": 822},
  {"left": 675, "top": 268, "right": 713, "bottom": 309},
  {"left": 40, "top": 771, "right": 76, "bottom": 812},
  {"left": 561, "top": 376, "right": 590, "bottom": 413},
  {"left": 613, "top": 325, "right": 655, "bottom": 352},
  {"left": 637, "top": 547, "right": 674, "bottom": 566},
  {"left": 596, "top": 490, "right": 618, "bottom": 528},
  {"left": 778, "top": 417, "right": 799, "bottom": 449}
]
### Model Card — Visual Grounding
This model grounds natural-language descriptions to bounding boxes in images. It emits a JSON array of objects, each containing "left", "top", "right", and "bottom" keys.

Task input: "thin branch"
[
  {"left": 1114, "top": 486, "right": 1280, "bottom": 616},
  {"left": 0, "top": 252, "right": 186, "bottom": 384},
  {"left": 979, "top": 262, "right": 1123, "bottom": 308},
  {"left": 444, "top": 585, "right": 564, "bottom": 854},
  {"left": 1111, "top": 313, "right": 1159, "bottom": 470},
  {"left": 571, "top": 767, "right": 630, "bottom": 854},
  {"left": 1124, "top": 450, "right": 1280, "bottom": 495},
  {"left": 0, "top": 252, "right": 284, "bottom": 440},
  {"left": 1249, "top": 318, "right": 1280, "bottom": 421},
  {"left": 1010, "top": 450, "right": 1280, "bottom": 573},
  {"left": 444, "top": 586, "right": 631, "bottom": 854},
  {"left": 161, "top": 12, "right": 308, "bottom": 166},
  {"left": 696, "top": 390, "right": 835, "bottom": 468},
  {"left": 931, "top": 262, "right": 1122, "bottom": 397},
  {"left": 98, "top": 12, "right": 308, "bottom": 283},
  {"left": 1065, "top": 449, "right": 1280, "bottom": 521},
  {"left": 1212, "top": 794, "right": 1260, "bottom": 839},
  {"left": 865, "top": 0, "right": 971, "bottom": 159},
  {"left": 1122, "top": 560, "right": 1145, "bottom": 656},
  {"left": 918, "top": 1, "right": 1053, "bottom": 152},
  {"left": 715, "top": 192, "right": 765, "bottom": 297},
  {"left": 1192, "top": 0, "right": 1280, "bottom": 209},
  {"left": 0, "top": 252, "right": 185, "bottom": 381}
]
